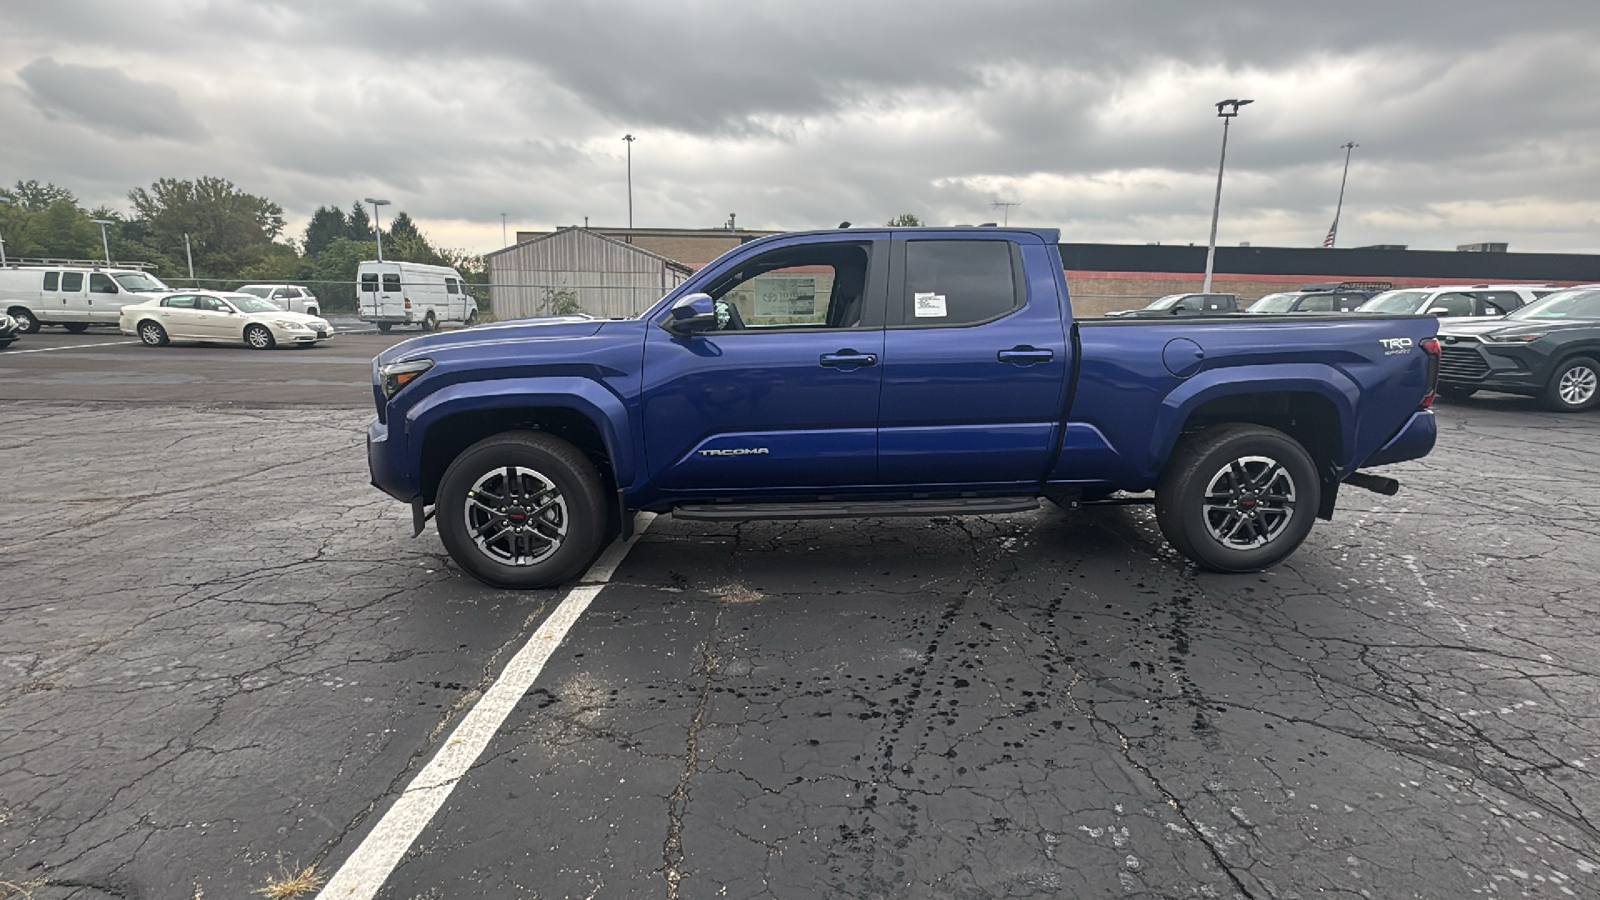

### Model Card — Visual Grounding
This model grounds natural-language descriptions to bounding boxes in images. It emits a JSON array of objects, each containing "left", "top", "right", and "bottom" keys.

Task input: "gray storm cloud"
[
  {"left": 18, "top": 57, "right": 208, "bottom": 140},
  {"left": 1, "top": 1, "right": 1598, "bottom": 253}
]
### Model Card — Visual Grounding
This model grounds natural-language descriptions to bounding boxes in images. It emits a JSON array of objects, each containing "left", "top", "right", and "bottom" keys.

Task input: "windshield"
[
  {"left": 237, "top": 286, "right": 273, "bottom": 298},
  {"left": 1358, "top": 290, "right": 1429, "bottom": 314},
  {"left": 226, "top": 296, "right": 283, "bottom": 314},
  {"left": 1145, "top": 294, "right": 1188, "bottom": 310},
  {"left": 1246, "top": 293, "right": 1298, "bottom": 313},
  {"left": 113, "top": 272, "right": 170, "bottom": 292},
  {"left": 1506, "top": 288, "right": 1600, "bottom": 321}
]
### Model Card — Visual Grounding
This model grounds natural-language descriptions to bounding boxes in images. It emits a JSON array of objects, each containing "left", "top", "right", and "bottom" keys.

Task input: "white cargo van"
[
  {"left": 1, "top": 264, "right": 172, "bottom": 333},
  {"left": 357, "top": 261, "right": 477, "bottom": 332}
]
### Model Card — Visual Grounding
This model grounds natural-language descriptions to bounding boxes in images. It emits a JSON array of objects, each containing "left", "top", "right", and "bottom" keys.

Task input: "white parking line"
[
  {"left": 5, "top": 340, "right": 141, "bottom": 354},
  {"left": 316, "top": 512, "right": 657, "bottom": 900}
]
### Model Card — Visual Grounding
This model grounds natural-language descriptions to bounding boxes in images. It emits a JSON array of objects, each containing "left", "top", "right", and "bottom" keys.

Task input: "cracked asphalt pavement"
[{"left": 2, "top": 331, "right": 1598, "bottom": 898}]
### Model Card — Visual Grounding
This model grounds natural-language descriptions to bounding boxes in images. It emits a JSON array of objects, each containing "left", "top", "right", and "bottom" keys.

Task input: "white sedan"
[{"left": 119, "top": 291, "right": 335, "bottom": 349}]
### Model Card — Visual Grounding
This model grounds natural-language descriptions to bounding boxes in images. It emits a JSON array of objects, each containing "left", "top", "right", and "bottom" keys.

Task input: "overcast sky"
[{"left": 3, "top": 0, "right": 1599, "bottom": 256}]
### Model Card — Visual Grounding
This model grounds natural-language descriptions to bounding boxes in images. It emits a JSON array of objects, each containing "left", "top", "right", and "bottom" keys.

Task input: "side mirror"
[
  {"left": 664, "top": 293, "right": 717, "bottom": 334},
  {"left": 1426, "top": 307, "right": 1449, "bottom": 316}
]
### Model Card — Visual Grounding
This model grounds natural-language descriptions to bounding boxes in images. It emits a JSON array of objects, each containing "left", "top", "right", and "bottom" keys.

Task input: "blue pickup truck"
[{"left": 367, "top": 227, "right": 1440, "bottom": 588}]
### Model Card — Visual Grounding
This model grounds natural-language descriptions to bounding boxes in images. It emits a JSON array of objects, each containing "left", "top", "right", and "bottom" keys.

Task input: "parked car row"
[{"left": 0, "top": 259, "right": 481, "bottom": 346}]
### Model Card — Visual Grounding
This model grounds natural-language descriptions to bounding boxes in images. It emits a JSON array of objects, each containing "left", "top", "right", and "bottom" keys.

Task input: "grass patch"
[{"left": 254, "top": 860, "right": 324, "bottom": 899}]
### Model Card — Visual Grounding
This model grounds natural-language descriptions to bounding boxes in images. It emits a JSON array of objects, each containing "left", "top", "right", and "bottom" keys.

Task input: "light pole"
[
  {"left": 0, "top": 227, "right": 7, "bottom": 266},
  {"left": 501, "top": 212, "right": 508, "bottom": 247},
  {"left": 364, "top": 198, "right": 391, "bottom": 261},
  {"left": 622, "top": 134, "right": 635, "bottom": 231},
  {"left": 184, "top": 233, "right": 195, "bottom": 284},
  {"left": 1202, "top": 98, "right": 1253, "bottom": 293},
  {"left": 1324, "top": 142, "right": 1358, "bottom": 247},
  {"left": 90, "top": 218, "right": 115, "bottom": 265}
]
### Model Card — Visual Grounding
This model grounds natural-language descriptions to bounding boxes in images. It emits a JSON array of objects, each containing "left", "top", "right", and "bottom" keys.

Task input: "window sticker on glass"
[{"left": 914, "top": 292, "right": 947, "bottom": 317}]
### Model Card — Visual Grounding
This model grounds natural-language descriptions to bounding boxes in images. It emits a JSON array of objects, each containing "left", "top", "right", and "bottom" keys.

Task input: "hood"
[
  {"left": 1439, "top": 319, "right": 1537, "bottom": 337},
  {"left": 376, "top": 315, "right": 610, "bottom": 366}
]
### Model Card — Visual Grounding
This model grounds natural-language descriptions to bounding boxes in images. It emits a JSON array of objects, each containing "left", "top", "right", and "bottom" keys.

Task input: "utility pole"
[
  {"left": 184, "top": 233, "right": 195, "bottom": 284},
  {"left": 1202, "top": 98, "right": 1253, "bottom": 293},
  {"left": 501, "top": 213, "right": 508, "bottom": 247},
  {"left": 992, "top": 201, "right": 1021, "bottom": 226},
  {"left": 1324, "top": 142, "right": 1358, "bottom": 248},
  {"left": 0, "top": 227, "right": 7, "bottom": 266},
  {"left": 364, "top": 198, "right": 390, "bottom": 262},
  {"left": 623, "top": 134, "right": 636, "bottom": 232},
  {"left": 90, "top": 219, "right": 115, "bottom": 265}
]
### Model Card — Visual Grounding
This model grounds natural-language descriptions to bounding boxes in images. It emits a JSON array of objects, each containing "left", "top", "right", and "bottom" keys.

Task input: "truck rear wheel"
[
  {"left": 1155, "top": 424, "right": 1320, "bottom": 573},
  {"left": 377, "top": 323, "right": 393, "bottom": 333},
  {"left": 63, "top": 323, "right": 89, "bottom": 334},
  {"left": 436, "top": 431, "right": 607, "bottom": 589}
]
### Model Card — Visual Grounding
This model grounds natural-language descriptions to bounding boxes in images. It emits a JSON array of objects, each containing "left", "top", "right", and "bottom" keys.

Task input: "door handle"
[
  {"left": 819, "top": 350, "right": 878, "bottom": 368},
  {"left": 997, "top": 346, "right": 1054, "bottom": 365}
]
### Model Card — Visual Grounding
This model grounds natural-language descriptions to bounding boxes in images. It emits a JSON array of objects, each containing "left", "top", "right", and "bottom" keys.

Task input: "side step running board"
[{"left": 672, "top": 496, "right": 1041, "bottom": 522}]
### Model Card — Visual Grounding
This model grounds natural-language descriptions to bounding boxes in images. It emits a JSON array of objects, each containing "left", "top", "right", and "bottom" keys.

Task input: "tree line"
[{"left": 0, "top": 177, "right": 484, "bottom": 311}]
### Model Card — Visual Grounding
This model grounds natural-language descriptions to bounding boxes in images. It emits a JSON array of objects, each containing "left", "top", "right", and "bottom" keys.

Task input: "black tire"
[
  {"left": 63, "top": 322, "right": 90, "bottom": 334},
  {"left": 1437, "top": 385, "right": 1477, "bottom": 402},
  {"left": 9, "top": 308, "right": 39, "bottom": 334},
  {"left": 305, "top": 307, "right": 319, "bottom": 318},
  {"left": 377, "top": 322, "right": 393, "bottom": 333},
  {"left": 244, "top": 324, "right": 275, "bottom": 350},
  {"left": 1542, "top": 356, "right": 1600, "bottom": 412},
  {"left": 1155, "top": 424, "right": 1321, "bottom": 573},
  {"left": 137, "top": 320, "right": 169, "bottom": 347},
  {"left": 436, "top": 432, "right": 608, "bottom": 589},
  {"left": 422, "top": 311, "right": 438, "bottom": 332},
  {"left": 464, "top": 308, "right": 479, "bottom": 328}
]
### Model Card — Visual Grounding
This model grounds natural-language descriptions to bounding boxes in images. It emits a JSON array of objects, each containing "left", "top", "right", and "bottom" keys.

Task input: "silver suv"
[
  {"left": 236, "top": 284, "right": 320, "bottom": 316},
  {"left": 1357, "top": 284, "right": 1558, "bottom": 319}
]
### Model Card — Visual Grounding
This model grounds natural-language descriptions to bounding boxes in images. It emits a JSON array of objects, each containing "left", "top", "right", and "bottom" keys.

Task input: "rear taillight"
[
  {"left": 404, "top": 297, "right": 412, "bottom": 309},
  {"left": 1419, "top": 337, "right": 1440, "bottom": 408}
]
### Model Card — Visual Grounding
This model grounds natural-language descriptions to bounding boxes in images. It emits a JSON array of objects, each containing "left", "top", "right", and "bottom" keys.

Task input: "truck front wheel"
[
  {"left": 1155, "top": 424, "right": 1320, "bottom": 573},
  {"left": 436, "top": 431, "right": 607, "bottom": 589}
]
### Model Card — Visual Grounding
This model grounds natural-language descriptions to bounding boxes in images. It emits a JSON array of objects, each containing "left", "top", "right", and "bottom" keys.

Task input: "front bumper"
[
  {"left": 269, "top": 323, "right": 334, "bottom": 344},
  {"left": 367, "top": 415, "right": 420, "bottom": 503},
  {"left": 1437, "top": 336, "right": 1545, "bottom": 395}
]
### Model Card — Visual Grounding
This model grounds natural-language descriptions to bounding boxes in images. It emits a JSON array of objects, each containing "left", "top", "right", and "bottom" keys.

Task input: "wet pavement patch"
[{"left": 2, "top": 395, "right": 1599, "bottom": 897}]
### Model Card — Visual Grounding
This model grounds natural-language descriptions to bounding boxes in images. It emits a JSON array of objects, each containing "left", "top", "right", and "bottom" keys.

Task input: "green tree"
[
  {"left": 302, "top": 205, "right": 350, "bottom": 257},
  {"left": 886, "top": 213, "right": 922, "bottom": 226},
  {"left": 348, "top": 202, "right": 375, "bottom": 241},
  {"left": 127, "top": 176, "right": 285, "bottom": 277},
  {"left": 2, "top": 179, "right": 78, "bottom": 212}
]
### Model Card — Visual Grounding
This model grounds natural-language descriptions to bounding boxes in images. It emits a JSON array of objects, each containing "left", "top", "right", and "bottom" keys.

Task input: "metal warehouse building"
[{"left": 485, "top": 227, "right": 693, "bottom": 320}]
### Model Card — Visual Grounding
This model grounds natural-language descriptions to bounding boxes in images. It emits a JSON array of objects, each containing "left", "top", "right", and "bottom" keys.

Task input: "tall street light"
[
  {"left": 90, "top": 218, "right": 115, "bottom": 265},
  {"left": 364, "top": 198, "right": 391, "bottom": 261},
  {"left": 1323, "top": 142, "right": 1358, "bottom": 248},
  {"left": 623, "top": 134, "right": 635, "bottom": 231},
  {"left": 1202, "top": 98, "right": 1253, "bottom": 293}
]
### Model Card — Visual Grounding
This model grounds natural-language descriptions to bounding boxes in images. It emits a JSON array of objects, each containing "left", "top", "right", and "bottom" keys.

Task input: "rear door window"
[
  {"left": 163, "top": 295, "right": 197, "bottom": 309},
  {"left": 361, "top": 273, "right": 378, "bottom": 292},
  {"left": 382, "top": 274, "right": 402, "bottom": 293},
  {"left": 61, "top": 272, "right": 84, "bottom": 292},
  {"left": 901, "top": 240, "right": 1021, "bottom": 326},
  {"left": 1296, "top": 294, "right": 1338, "bottom": 312},
  {"left": 43, "top": 272, "right": 60, "bottom": 291}
]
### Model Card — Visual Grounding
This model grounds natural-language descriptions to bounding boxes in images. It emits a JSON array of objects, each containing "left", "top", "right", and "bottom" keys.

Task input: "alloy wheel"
[
  {"left": 1202, "top": 455, "right": 1298, "bottom": 549},
  {"left": 463, "top": 466, "right": 569, "bottom": 566},
  {"left": 1558, "top": 364, "right": 1597, "bottom": 407}
]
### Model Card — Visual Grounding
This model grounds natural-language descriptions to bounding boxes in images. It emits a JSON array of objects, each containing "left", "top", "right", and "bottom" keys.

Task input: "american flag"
[{"left": 1322, "top": 221, "right": 1338, "bottom": 248}]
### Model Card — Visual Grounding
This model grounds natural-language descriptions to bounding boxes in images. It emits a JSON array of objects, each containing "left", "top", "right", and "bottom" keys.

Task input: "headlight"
[
  {"left": 1480, "top": 332, "right": 1546, "bottom": 343},
  {"left": 274, "top": 320, "right": 309, "bottom": 330},
  {"left": 379, "top": 358, "right": 434, "bottom": 398}
]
